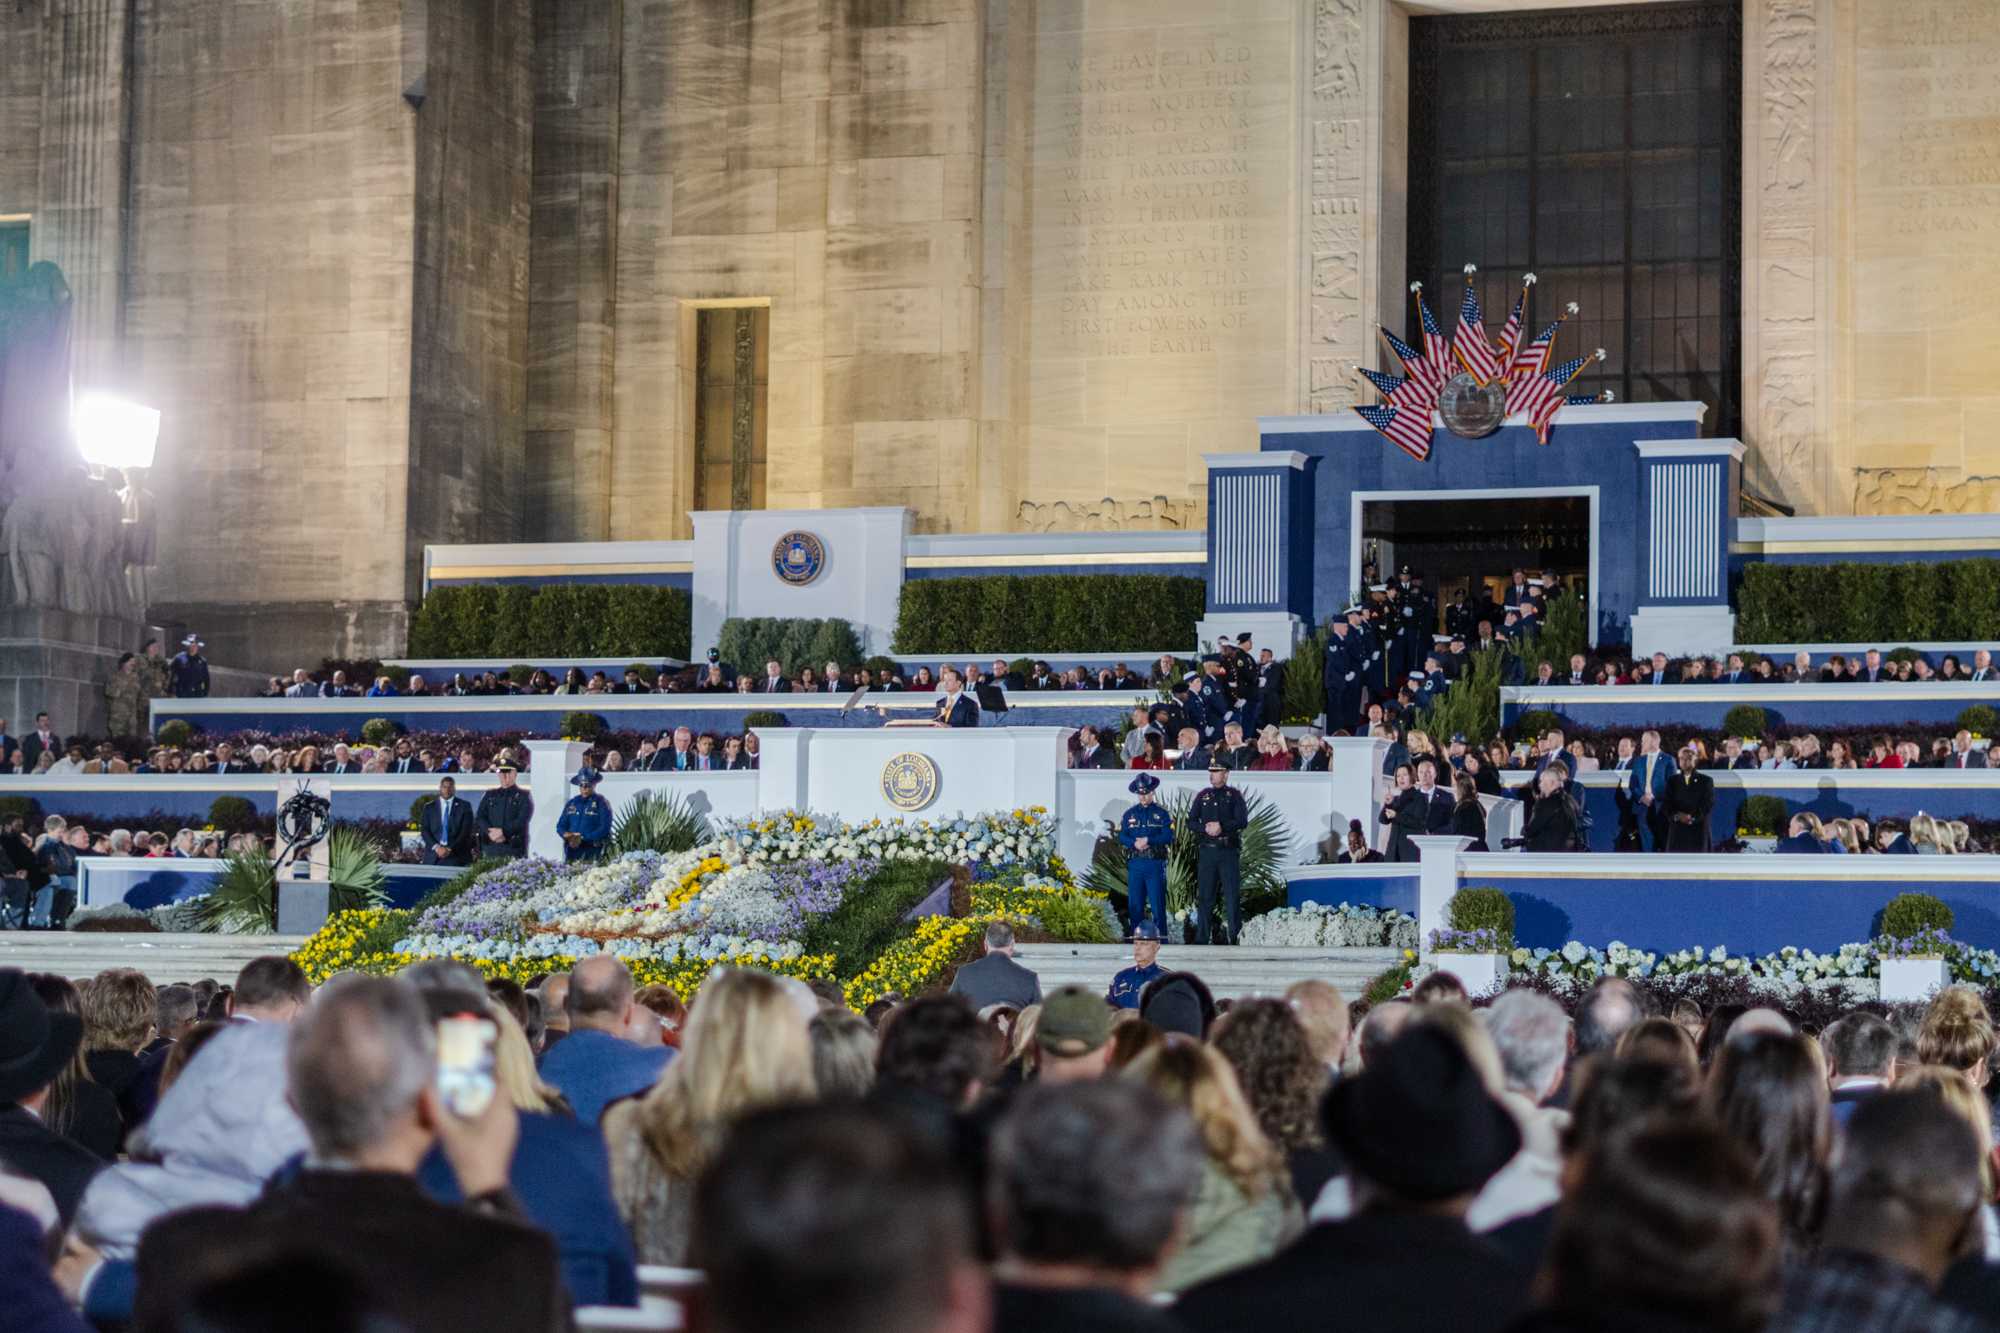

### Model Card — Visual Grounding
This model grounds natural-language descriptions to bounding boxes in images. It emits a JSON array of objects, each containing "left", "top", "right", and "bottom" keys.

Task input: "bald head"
[
  {"left": 1286, "top": 979, "right": 1350, "bottom": 1070},
  {"left": 1575, "top": 980, "right": 1641, "bottom": 1056},
  {"left": 535, "top": 974, "right": 570, "bottom": 1032},
  {"left": 1357, "top": 1000, "right": 1414, "bottom": 1068},
  {"left": 567, "top": 955, "right": 635, "bottom": 1035}
]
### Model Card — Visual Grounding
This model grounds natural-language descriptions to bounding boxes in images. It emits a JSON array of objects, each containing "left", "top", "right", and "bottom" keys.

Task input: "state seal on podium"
[
  {"left": 772, "top": 531, "right": 825, "bottom": 585},
  {"left": 880, "top": 751, "right": 940, "bottom": 812}
]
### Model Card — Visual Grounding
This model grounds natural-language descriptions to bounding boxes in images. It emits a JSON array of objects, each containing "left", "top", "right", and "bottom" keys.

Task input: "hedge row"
[
  {"left": 715, "top": 618, "right": 864, "bottom": 675},
  {"left": 406, "top": 585, "right": 692, "bottom": 660},
  {"left": 891, "top": 574, "right": 1206, "bottom": 654},
  {"left": 1737, "top": 560, "right": 2000, "bottom": 644}
]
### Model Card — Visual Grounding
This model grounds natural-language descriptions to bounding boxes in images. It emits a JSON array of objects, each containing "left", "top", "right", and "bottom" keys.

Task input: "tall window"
[
  {"left": 692, "top": 306, "right": 770, "bottom": 511},
  {"left": 1408, "top": 3, "right": 1741, "bottom": 434},
  {"left": 0, "top": 219, "right": 28, "bottom": 280}
]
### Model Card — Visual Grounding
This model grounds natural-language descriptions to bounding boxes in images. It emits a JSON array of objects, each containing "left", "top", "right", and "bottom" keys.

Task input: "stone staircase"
[
  {"left": 0, "top": 932, "right": 311, "bottom": 983},
  {"left": 1010, "top": 943, "right": 1402, "bottom": 1002}
]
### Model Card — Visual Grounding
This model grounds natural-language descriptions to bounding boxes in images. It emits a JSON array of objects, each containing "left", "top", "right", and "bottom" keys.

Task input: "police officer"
[
  {"left": 476, "top": 753, "right": 534, "bottom": 858},
  {"left": 1229, "top": 633, "right": 1261, "bottom": 731},
  {"left": 1118, "top": 773, "right": 1174, "bottom": 938},
  {"left": 557, "top": 767, "right": 612, "bottom": 862},
  {"left": 169, "top": 635, "right": 211, "bottom": 698},
  {"left": 1107, "top": 920, "right": 1167, "bottom": 1009},
  {"left": 1194, "top": 657, "right": 1232, "bottom": 744},
  {"left": 1189, "top": 760, "right": 1249, "bottom": 945}
]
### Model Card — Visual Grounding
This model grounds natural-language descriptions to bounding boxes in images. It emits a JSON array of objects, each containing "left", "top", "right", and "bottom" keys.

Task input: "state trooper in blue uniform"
[
  {"left": 557, "top": 767, "right": 612, "bottom": 862},
  {"left": 1118, "top": 773, "right": 1174, "bottom": 939},
  {"left": 1106, "top": 920, "right": 1167, "bottom": 1008}
]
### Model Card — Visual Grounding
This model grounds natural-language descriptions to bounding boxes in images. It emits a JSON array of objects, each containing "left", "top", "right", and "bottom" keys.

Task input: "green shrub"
[
  {"left": 506, "top": 663, "right": 536, "bottom": 686},
  {"left": 742, "top": 710, "right": 788, "bottom": 728},
  {"left": 717, "top": 617, "right": 864, "bottom": 675},
  {"left": 409, "top": 793, "right": 438, "bottom": 827},
  {"left": 0, "top": 796, "right": 39, "bottom": 822},
  {"left": 1958, "top": 704, "right": 1999, "bottom": 737},
  {"left": 865, "top": 655, "right": 902, "bottom": 680},
  {"left": 1880, "top": 892, "right": 1955, "bottom": 941},
  {"left": 1447, "top": 887, "right": 1515, "bottom": 946},
  {"left": 1363, "top": 959, "right": 1414, "bottom": 1004},
  {"left": 1720, "top": 704, "right": 1769, "bottom": 741},
  {"left": 1007, "top": 656, "right": 1038, "bottom": 682},
  {"left": 891, "top": 574, "right": 1206, "bottom": 653},
  {"left": 360, "top": 717, "right": 399, "bottom": 745},
  {"left": 407, "top": 584, "right": 691, "bottom": 659},
  {"left": 560, "top": 710, "right": 607, "bottom": 742},
  {"left": 1082, "top": 788, "right": 1292, "bottom": 918},
  {"left": 1284, "top": 627, "right": 1327, "bottom": 725},
  {"left": 802, "top": 861, "right": 953, "bottom": 977},
  {"left": 1029, "top": 890, "right": 1119, "bottom": 944},
  {"left": 207, "top": 796, "right": 258, "bottom": 833},
  {"left": 1510, "top": 708, "right": 1563, "bottom": 742},
  {"left": 606, "top": 791, "right": 712, "bottom": 859},
  {"left": 1533, "top": 585, "right": 1590, "bottom": 669},
  {"left": 157, "top": 718, "right": 195, "bottom": 748},
  {"left": 1417, "top": 644, "right": 1506, "bottom": 746},
  {"left": 1736, "top": 558, "right": 2000, "bottom": 643},
  {"left": 1736, "top": 795, "right": 1789, "bottom": 836},
  {"left": 379, "top": 664, "right": 412, "bottom": 686},
  {"left": 1884, "top": 645, "right": 1922, "bottom": 664}
]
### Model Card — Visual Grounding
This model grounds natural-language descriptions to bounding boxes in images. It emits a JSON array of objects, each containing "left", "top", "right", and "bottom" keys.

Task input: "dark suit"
[
  {"left": 391, "top": 756, "right": 429, "bottom": 774},
  {"left": 1951, "top": 748, "right": 1989, "bottom": 770},
  {"left": 1662, "top": 769, "right": 1714, "bottom": 852},
  {"left": 1174, "top": 1213, "right": 1528, "bottom": 1333},
  {"left": 1522, "top": 791, "right": 1580, "bottom": 852},
  {"left": 20, "top": 731, "right": 59, "bottom": 771},
  {"left": 648, "top": 746, "right": 696, "bottom": 772},
  {"left": 419, "top": 796, "right": 476, "bottom": 866},
  {"left": 1075, "top": 744, "right": 1120, "bottom": 770},
  {"left": 947, "top": 951, "right": 1042, "bottom": 1011},
  {"left": 938, "top": 694, "right": 978, "bottom": 728},
  {"left": 1626, "top": 751, "right": 1672, "bottom": 851},
  {"left": 758, "top": 676, "right": 790, "bottom": 693},
  {"left": 476, "top": 786, "right": 533, "bottom": 858},
  {"left": 1382, "top": 786, "right": 1454, "bottom": 862},
  {"left": 132, "top": 1169, "right": 567, "bottom": 1333},
  {"left": 0, "top": 1106, "right": 102, "bottom": 1226},
  {"left": 1449, "top": 797, "right": 1488, "bottom": 852}
]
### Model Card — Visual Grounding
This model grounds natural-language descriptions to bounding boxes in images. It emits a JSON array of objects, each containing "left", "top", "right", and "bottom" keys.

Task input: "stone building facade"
[{"left": 0, "top": 0, "right": 1992, "bottom": 664}]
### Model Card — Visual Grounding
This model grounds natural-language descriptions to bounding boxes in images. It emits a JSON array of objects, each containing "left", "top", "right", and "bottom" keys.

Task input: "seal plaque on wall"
[
  {"left": 772, "top": 531, "right": 826, "bottom": 585},
  {"left": 880, "top": 752, "right": 941, "bottom": 812}
]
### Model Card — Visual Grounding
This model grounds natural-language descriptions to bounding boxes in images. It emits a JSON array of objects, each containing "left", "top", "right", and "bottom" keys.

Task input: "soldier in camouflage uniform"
[{"left": 105, "top": 652, "right": 146, "bottom": 738}]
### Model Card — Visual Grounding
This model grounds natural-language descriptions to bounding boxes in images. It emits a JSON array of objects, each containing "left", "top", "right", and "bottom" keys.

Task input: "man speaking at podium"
[{"left": 934, "top": 669, "right": 979, "bottom": 728}]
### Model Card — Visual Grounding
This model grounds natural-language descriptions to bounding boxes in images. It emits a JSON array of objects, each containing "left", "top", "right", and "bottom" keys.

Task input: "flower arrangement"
[
  {"left": 1429, "top": 926, "right": 1509, "bottom": 954},
  {"left": 1502, "top": 934, "right": 2000, "bottom": 996},
  {"left": 716, "top": 807, "right": 1055, "bottom": 868},
  {"left": 1240, "top": 902, "right": 1417, "bottom": 949}
]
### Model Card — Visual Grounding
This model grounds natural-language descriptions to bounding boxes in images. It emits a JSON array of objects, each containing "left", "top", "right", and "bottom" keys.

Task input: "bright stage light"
[{"left": 73, "top": 393, "right": 161, "bottom": 471}]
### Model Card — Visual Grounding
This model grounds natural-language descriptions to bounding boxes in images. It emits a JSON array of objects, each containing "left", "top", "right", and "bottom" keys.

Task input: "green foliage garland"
[
  {"left": 407, "top": 584, "right": 691, "bottom": 660},
  {"left": 716, "top": 618, "right": 865, "bottom": 676},
  {"left": 1736, "top": 560, "right": 2000, "bottom": 644}
]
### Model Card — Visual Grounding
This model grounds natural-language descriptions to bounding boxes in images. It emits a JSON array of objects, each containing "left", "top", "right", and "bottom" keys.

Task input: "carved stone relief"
[
  {"left": 1015, "top": 496, "right": 1195, "bottom": 533},
  {"left": 1306, "top": 0, "right": 1368, "bottom": 414}
]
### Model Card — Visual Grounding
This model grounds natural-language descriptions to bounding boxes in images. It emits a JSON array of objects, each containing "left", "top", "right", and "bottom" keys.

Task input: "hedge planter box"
[
  {"left": 1433, "top": 952, "right": 1508, "bottom": 996},
  {"left": 1880, "top": 957, "right": 1950, "bottom": 1003}
]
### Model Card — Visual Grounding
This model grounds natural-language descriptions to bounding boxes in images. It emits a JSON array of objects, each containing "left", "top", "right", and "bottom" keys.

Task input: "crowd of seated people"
[
  {"left": 16, "top": 953, "right": 2000, "bottom": 1333},
  {"left": 1515, "top": 646, "right": 1997, "bottom": 687},
  {"left": 259, "top": 653, "right": 1174, "bottom": 701}
]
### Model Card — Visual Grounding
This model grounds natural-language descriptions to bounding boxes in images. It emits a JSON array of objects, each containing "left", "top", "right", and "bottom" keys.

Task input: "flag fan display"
[{"left": 1351, "top": 266, "right": 1613, "bottom": 458}]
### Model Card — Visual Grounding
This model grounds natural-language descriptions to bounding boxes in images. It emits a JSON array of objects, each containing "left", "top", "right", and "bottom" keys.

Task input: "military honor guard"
[
  {"left": 1189, "top": 761, "right": 1250, "bottom": 945},
  {"left": 557, "top": 767, "right": 612, "bottom": 862},
  {"left": 476, "top": 754, "right": 533, "bottom": 858},
  {"left": 1118, "top": 773, "right": 1174, "bottom": 939},
  {"left": 1106, "top": 921, "right": 1167, "bottom": 1009}
]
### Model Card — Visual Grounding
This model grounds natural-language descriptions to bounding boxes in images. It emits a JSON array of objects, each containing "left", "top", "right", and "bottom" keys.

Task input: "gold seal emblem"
[
  {"left": 772, "top": 530, "right": 826, "bottom": 585},
  {"left": 880, "top": 751, "right": 941, "bottom": 812}
]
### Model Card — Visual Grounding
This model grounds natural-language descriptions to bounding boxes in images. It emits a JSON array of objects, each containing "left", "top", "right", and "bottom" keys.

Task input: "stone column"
[
  {"left": 1327, "top": 734, "right": 1389, "bottom": 851},
  {"left": 1411, "top": 834, "right": 1472, "bottom": 967},
  {"left": 36, "top": 0, "right": 135, "bottom": 391}
]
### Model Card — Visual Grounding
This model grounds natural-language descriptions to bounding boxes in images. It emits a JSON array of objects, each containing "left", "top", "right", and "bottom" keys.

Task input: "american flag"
[
  {"left": 1515, "top": 353, "right": 1604, "bottom": 444},
  {"left": 1414, "top": 285, "right": 1453, "bottom": 385},
  {"left": 1378, "top": 326, "right": 1444, "bottom": 393},
  {"left": 1494, "top": 274, "right": 1535, "bottom": 366},
  {"left": 1453, "top": 274, "right": 1501, "bottom": 384},
  {"left": 1354, "top": 403, "right": 1434, "bottom": 461},
  {"left": 1355, "top": 365, "right": 1431, "bottom": 411},
  {"left": 1504, "top": 300, "right": 1576, "bottom": 384}
]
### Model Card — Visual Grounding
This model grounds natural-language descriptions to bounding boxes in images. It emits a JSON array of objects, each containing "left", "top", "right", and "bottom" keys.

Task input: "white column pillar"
[
  {"left": 1328, "top": 736, "right": 1388, "bottom": 851},
  {"left": 523, "top": 740, "right": 589, "bottom": 861},
  {"left": 1410, "top": 835, "right": 1473, "bottom": 966},
  {"left": 754, "top": 728, "right": 812, "bottom": 813}
]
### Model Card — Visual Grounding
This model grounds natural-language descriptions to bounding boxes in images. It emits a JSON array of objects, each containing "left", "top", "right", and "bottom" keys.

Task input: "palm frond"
[
  {"left": 1083, "top": 788, "right": 1294, "bottom": 918},
  {"left": 327, "top": 826, "right": 390, "bottom": 916},
  {"left": 607, "top": 790, "right": 713, "bottom": 859},
  {"left": 198, "top": 854, "right": 279, "bottom": 934}
]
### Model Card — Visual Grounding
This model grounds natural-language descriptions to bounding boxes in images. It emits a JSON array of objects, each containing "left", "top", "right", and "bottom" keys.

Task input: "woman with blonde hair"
[
  {"left": 1896, "top": 1064, "right": 2000, "bottom": 1257},
  {"left": 491, "top": 1003, "right": 569, "bottom": 1115},
  {"left": 1916, "top": 986, "right": 1995, "bottom": 1082},
  {"left": 1911, "top": 812, "right": 1949, "bottom": 855},
  {"left": 1826, "top": 818, "right": 1862, "bottom": 856},
  {"left": 1126, "top": 1040, "right": 1302, "bottom": 1292},
  {"left": 603, "top": 968, "right": 817, "bottom": 1263}
]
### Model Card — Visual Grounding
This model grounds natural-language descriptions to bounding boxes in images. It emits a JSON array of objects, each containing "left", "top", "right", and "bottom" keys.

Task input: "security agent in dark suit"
[
  {"left": 1662, "top": 748, "right": 1715, "bottom": 853},
  {"left": 476, "top": 758, "right": 533, "bottom": 858},
  {"left": 132, "top": 978, "right": 569, "bottom": 1333},
  {"left": 420, "top": 777, "right": 477, "bottom": 866},
  {"left": 947, "top": 920, "right": 1043, "bottom": 1010},
  {"left": 0, "top": 970, "right": 102, "bottom": 1226},
  {"left": 1381, "top": 757, "right": 1455, "bottom": 862}
]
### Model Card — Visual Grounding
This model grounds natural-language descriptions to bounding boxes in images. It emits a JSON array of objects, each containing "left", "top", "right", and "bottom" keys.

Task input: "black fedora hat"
[
  {"left": 0, "top": 969, "right": 82, "bottom": 1105},
  {"left": 1321, "top": 1022, "right": 1520, "bottom": 1201}
]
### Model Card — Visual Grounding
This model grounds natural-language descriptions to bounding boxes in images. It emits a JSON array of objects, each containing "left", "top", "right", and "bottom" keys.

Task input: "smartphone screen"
[{"left": 436, "top": 1013, "right": 498, "bottom": 1118}]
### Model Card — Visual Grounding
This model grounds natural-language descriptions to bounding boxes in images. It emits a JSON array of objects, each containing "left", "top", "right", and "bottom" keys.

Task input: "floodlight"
[{"left": 73, "top": 393, "right": 160, "bottom": 471}]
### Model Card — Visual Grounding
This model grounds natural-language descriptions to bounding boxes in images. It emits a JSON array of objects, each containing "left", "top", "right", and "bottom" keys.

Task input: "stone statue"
[
  {"left": 1, "top": 470, "right": 68, "bottom": 609},
  {"left": 118, "top": 467, "right": 157, "bottom": 613},
  {"left": 0, "top": 262, "right": 73, "bottom": 493}
]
